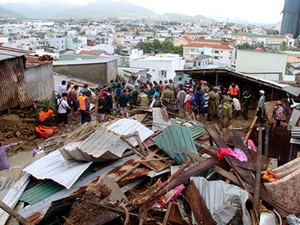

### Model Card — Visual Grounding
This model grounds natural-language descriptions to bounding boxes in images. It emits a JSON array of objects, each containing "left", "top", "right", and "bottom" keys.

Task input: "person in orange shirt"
[
  {"left": 229, "top": 83, "right": 240, "bottom": 99},
  {"left": 77, "top": 91, "right": 91, "bottom": 124}
]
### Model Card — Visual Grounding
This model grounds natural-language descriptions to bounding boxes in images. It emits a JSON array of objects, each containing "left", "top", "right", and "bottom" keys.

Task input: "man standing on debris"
[
  {"left": 0, "top": 142, "right": 23, "bottom": 170},
  {"left": 69, "top": 85, "right": 79, "bottom": 115},
  {"left": 161, "top": 84, "right": 175, "bottom": 105},
  {"left": 59, "top": 80, "right": 67, "bottom": 96},
  {"left": 221, "top": 96, "right": 233, "bottom": 128},
  {"left": 232, "top": 97, "right": 241, "bottom": 117},
  {"left": 57, "top": 93, "right": 72, "bottom": 128},
  {"left": 208, "top": 87, "right": 220, "bottom": 121},
  {"left": 119, "top": 89, "right": 130, "bottom": 117},
  {"left": 242, "top": 89, "right": 252, "bottom": 120},
  {"left": 229, "top": 83, "right": 240, "bottom": 99},
  {"left": 105, "top": 87, "right": 113, "bottom": 115},
  {"left": 273, "top": 100, "right": 285, "bottom": 128},
  {"left": 98, "top": 92, "right": 107, "bottom": 122},
  {"left": 137, "top": 88, "right": 149, "bottom": 107},
  {"left": 257, "top": 90, "right": 266, "bottom": 123},
  {"left": 176, "top": 85, "right": 187, "bottom": 115},
  {"left": 77, "top": 91, "right": 91, "bottom": 124},
  {"left": 192, "top": 86, "right": 205, "bottom": 122}
]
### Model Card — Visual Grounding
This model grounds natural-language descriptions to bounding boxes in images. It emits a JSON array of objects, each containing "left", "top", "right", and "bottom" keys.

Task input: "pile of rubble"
[{"left": 0, "top": 106, "right": 299, "bottom": 225}]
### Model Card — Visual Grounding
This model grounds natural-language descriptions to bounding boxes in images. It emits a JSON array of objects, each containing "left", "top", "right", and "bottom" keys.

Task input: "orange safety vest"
[
  {"left": 78, "top": 95, "right": 88, "bottom": 111},
  {"left": 229, "top": 85, "right": 239, "bottom": 96}
]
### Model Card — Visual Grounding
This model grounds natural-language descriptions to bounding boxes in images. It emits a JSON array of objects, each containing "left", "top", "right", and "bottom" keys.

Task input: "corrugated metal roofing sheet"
[
  {"left": 20, "top": 168, "right": 94, "bottom": 205},
  {"left": 0, "top": 55, "right": 34, "bottom": 111},
  {"left": 23, "top": 150, "right": 93, "bottom": 189},
  {"left": 154, "top": 125, "right": 199, "bottom": 164},
  {"left": 19, "top": 155, "right": 137, "bottom": 223},
  {"left": 105, "top": 118, "right": 154, "bottom": 145},
  {"left": 59, "top": 119, "right": 154, "bottom": 161},
  {"left": 170, "top": 118, "right": 206, "bottom": 139},
  {"left": 190, "top": 177, "right": 251, "bottom": 225}
]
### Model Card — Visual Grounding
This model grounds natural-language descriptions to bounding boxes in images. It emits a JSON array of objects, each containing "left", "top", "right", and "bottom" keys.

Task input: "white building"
[
  {"left": 130, "top": 54, "right": 185, "bottom": 82},
  {"left": 48, "top": 35, "right": 66, "bottom": 51},
  {"left": 183, "top": 40, "right": 235, "bottom": 67},
  {"left": 235, "top": 50, "right": 288, "bottom": 80}
]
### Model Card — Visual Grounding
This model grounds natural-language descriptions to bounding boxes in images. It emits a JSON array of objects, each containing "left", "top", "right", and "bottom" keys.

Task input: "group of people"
[{"left": 56, "top": 78, "right": 286, "bottom": 129}]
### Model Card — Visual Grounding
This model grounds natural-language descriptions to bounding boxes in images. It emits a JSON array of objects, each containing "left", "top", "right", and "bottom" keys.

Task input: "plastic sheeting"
[{"left": 190, "top": 177, "right": 251, "bottom": 225}]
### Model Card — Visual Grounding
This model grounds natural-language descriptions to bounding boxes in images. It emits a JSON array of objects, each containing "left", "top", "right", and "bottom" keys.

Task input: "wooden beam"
[
  {"left": 243, "top": 116, "right": 258, "bottom": 145},
  {"left": 185, "top": 181, "right": 216, "bottom": 225},
  {"left": 0, "top": 201, "right": 32, "bottom": 225},
  {"left": 253, "top": 128, "right": 263, "bottom": 222}
]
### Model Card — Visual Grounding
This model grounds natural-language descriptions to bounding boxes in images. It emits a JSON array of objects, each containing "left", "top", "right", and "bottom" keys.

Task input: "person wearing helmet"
[
  {"left": 257, "top": 90, "right": 266, "bottom": 123},
  {"left": 272, "top": 100, "right": 285, "bottom": 128}
]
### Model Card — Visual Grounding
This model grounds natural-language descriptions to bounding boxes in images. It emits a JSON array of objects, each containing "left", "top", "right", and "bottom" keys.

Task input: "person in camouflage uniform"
[
  {"left": 208, "top": 87, "right": 220, "bottom": 121},
  {"left": 137, "top": 88, "right": 149, "bottom": 107},
  {"left": 161, "top": 85, "right": 175, "bottom": 105},
  {"left": 221, "top": 96, "right": 233, "bottom": 128}
]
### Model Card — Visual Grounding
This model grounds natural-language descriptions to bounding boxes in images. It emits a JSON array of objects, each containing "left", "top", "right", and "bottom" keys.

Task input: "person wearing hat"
[
  {"left": 257, "top": 90, "right": 266, "bottom": 123},
  {"left": 208, "top": 86, "right": 220, "bottom": 121},
  {"left": 221, "top": 96, "right": 233, "bottom": 128},
  {"left": 272, "top": 100, "right": 285, "bottom": 128}
]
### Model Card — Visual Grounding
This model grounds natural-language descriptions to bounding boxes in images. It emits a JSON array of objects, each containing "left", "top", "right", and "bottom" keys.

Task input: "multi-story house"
[
  {"left": 130, "top": 54, "right": 185, "bottom": 82},
  {"left": 47, "top": 34, "right": 66, "bottom": 51},
  {"left": 183, "top": 40, "right": 235, "bottom": 67}
]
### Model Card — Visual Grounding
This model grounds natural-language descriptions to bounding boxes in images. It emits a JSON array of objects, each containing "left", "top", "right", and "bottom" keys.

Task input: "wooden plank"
[
  {"left": 243, "top": 116, "right": 258, "bottom": 145},
  {"left": 0, "top": 201, "right": 32, "bottom": 225},
  {"left": 253, "top": 128, "right": 263, "bottom": 221},
  {"left": 162, "top": 201, "right": 173, "bottom": 225},
  {"left": 159, "top": 158, "right": 217, "bottom": 195},
  {"left": 206, "top": 127, "right": 289, "bottom": 216},
  {"left": 185, "top": 180, "right": 216, "bottom": 225}
]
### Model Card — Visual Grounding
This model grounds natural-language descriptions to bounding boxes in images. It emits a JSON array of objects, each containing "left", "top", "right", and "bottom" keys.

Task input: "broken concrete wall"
[{"left": 24, "top": 63, "right": 55, "bottom": 102}]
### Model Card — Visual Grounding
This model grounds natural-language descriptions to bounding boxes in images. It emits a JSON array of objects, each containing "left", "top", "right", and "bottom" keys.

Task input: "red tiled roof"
[
  {"left": 78, "top": 50, "right": 97, "bottom": 55},
  {"left": 184, "top": 41, "right": 234, "bottom": 50},
  {"left": 182, "top": 35, "right": 193, "bottom": 42}
]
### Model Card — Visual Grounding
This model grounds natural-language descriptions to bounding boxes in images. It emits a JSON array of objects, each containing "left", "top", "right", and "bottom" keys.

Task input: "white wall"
[
  {"left": 130, "top": 55, "right": 185, "bottom": 82},
  {"left": 236, "top": 50, "right": 287, "bottom": 80}
]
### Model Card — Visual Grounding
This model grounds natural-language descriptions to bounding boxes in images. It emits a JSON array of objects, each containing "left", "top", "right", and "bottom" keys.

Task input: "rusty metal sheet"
[
  {"left": 0, "top": 55, "right": 34, "bottom": 111},
  {"left": 108, "top": 159, "right": 149, "bottom": 182}
]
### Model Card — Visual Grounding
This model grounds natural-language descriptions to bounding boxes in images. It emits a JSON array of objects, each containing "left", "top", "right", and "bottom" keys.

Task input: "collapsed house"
[{"left": 0, "top": 103, "right": 299, "bottom": 225}]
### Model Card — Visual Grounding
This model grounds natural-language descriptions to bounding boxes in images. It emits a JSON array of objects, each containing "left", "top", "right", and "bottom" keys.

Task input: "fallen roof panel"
[
  {"left": 154, "top": 125, "right": 199, "bottom": 164},
  {"left": 60, "top": 119, "right": 154, "bottom": 161},
  {"left": 19, "top": 155, "right": 137, "bottom": 224},
  {"left": 23, "top": 150, "right": 93, "bottom": 189}
]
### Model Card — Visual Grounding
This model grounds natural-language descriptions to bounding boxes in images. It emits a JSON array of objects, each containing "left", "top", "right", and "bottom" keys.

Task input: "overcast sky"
[{"left": 0, "top": 0, "right": 284, "bottom": 24}]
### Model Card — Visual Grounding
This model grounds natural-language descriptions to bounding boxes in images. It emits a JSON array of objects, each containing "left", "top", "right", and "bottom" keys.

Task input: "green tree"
[{"left": 280, "top": 41, "right": 289, "bottom": 51}]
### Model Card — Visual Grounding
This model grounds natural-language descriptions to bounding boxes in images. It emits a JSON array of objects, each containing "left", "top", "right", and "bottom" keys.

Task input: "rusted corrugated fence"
[
  {"left": 249, "top": 126, "right": 298, "bottom": 166},
  {"left": 0, "top": 56, "right": 34, "bottom": 111}
]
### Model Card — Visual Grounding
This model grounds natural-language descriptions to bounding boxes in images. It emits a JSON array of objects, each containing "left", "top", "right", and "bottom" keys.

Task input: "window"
[
  {"left": 62, "top": 40, "right": 63, "bottom": 43},
  {"left": 214, "top": 56, "right": 219, "bottom": 59},
  {"left": 160, "top": 70, "right": 167, "bottom": 78},
  {"left": 214, "top": 50, "right": 219, "bottom": 54},
  {"left": 191, "top": 48, "right": 195, "bottom": 52}
]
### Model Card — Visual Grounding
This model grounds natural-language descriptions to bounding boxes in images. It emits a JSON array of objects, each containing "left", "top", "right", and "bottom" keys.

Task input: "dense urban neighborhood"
[{"left": 0, "top": 0, "right": 300, "bottom": 224}]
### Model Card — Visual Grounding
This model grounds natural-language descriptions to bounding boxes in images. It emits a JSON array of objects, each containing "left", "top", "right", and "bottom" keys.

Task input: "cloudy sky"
[{"left": 0, "top": 0, "right": 284, "bottom": 24}]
